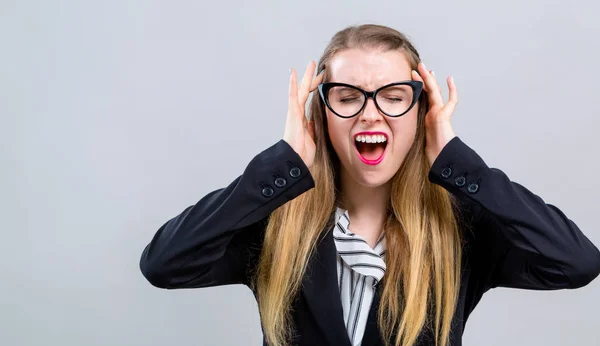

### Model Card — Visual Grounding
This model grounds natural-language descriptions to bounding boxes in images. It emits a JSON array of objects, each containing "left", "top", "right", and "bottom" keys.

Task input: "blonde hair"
[{"left": 254, "top": 24, "right": 463, "bottom": 346}]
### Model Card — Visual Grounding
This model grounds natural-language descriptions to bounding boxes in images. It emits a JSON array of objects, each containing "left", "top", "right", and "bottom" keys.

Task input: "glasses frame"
[{"left": 317, "top": 80, "right": 424, "bottom": 118}]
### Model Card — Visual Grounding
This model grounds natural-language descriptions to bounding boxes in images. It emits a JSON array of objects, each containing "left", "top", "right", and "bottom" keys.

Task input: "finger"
[
  {"left": 288, "top": 68, "right": 300, "bottom": 111},
  {"left": 411, "top": 70, "right": 427, "bottom": 91},
  {"left": 310, "top": 70, "right": 325, "bottom": 92},
  {"left": 411, "top": 69, "right": 433, "bottom": 97},
  {"left": 417, "top": 62, "right": 442, "bottom": 103},
  {"left": 298, "top": 61, "right": 317, "bottom": 104},
  {"left": 417, "top": 62, "right": 444, "bottom": 106},
  {"left": 443, "top": 76, "right": 458, "bottom": 114}
]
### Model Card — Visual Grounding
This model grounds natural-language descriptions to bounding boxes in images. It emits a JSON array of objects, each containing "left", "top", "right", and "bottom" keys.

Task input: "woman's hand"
[
  {"left": 411, "top": 62, "right": 458, "bottom": 167},
  {"left": 283, "top": 61, "right": 324, "bottom": 169}
]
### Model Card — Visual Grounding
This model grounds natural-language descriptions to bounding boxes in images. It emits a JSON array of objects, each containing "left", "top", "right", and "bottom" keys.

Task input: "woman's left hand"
[{"left": 411, "top": 62, "right": 458, "bottom": 168}]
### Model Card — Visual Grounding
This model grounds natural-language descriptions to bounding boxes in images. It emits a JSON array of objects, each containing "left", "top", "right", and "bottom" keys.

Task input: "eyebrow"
[
  {"left": 332, "top": 81, "right": 412, "bottom": 90},
  {"left": 348, "top": 82, "right": 368, "bottom": 89},
  {"left": 341, "top": 81, "right": 372, "bottom": 89}
]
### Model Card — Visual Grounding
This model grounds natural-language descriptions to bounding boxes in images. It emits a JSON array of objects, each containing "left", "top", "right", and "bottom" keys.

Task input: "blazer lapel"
[
  {"left": 302, "top": 225, "right": 352, "bottom": 346},
  {"left": 362, "top": 280, "right": 435, "bottom": 346}
]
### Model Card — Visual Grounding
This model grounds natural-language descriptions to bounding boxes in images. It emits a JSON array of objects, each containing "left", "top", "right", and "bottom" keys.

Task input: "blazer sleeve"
[
  {"left": 428, "top": 136, "right": 600, "bottom": 292},
  {"left": 139, "top": 139, "right": 315, "bottom": 289}
]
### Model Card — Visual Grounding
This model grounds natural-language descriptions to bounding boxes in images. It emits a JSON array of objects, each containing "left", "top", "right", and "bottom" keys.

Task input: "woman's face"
[{"left": 325, "top": 48, "right": 419, "bottom": 188}]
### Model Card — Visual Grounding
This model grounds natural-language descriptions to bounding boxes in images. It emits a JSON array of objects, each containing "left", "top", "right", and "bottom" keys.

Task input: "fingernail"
[
  {"left": 431, "top": 70, "right": 436, "bottom": 76},
  {"left": 421, "top": 62, "right": 427, "bottom": 70},
  {"left": 289, "top": 68, "right": 292, "bottom": 75}
]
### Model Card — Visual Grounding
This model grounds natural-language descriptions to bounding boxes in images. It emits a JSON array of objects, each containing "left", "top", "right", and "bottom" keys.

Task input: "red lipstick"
[{"left": 353, "top": 131, "right": 389, "bottom": 165}]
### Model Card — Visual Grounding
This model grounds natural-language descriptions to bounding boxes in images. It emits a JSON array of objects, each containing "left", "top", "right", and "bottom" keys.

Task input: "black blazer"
[{"left": 139, "top": 136, "right": 600, "bottom": 346}]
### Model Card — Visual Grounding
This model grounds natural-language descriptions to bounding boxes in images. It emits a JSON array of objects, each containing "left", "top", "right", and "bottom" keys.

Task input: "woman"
[{"left": 139, "top": 24, "right": 600, "bottom": 346}]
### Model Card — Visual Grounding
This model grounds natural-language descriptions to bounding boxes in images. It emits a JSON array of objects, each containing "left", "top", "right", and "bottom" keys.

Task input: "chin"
[{"left": 351, "top": 170, "right": 395, "bottom": 188}]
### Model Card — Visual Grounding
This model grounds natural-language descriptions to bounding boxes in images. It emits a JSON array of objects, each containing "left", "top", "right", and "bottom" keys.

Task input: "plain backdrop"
[{"left": 2, "top": 0, "right": 600, "bottom": 345}]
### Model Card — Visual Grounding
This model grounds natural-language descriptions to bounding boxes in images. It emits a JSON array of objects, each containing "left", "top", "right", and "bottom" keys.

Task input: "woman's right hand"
[{"left": 283, "top": 61, "right": 324, "bottom": 169}]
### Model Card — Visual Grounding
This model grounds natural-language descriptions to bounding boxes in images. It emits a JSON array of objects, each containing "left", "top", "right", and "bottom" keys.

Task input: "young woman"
[{"left": 139, "top": 24, "right": 600, "bottom": 346}]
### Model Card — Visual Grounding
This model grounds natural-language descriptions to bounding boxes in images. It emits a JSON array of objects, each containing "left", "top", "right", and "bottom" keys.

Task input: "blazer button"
[
  {"left": 274, "top": 177, "right": 287, "bottom": 188},
  {"left": 289, "top": 167, "right": 301, "bottom": 178},
  {"left": 441, "top": 167, "right": 452, "bottom": 179},
  {"left": 454, "top": 176, "right": 466, "bottom": 187},
  {"left": 262, "top": 186, "right": 274, "bottom": 197},
  {"left": 467, "top": 183, "right": 479, "bottom": 194}
]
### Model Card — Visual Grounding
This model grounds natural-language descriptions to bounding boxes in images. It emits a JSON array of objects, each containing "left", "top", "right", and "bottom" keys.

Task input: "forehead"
[{"left": 328, "top": 48, "right": 412, "bottom": 89}]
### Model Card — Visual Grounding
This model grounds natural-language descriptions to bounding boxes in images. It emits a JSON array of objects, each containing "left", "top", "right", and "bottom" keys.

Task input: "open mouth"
[{"left": 354, "top": 132, "right": 388, "bottom": 165}]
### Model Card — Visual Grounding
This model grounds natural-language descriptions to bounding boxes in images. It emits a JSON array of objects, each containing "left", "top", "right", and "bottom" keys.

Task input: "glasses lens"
[
  {"left": 375, "top": 84, "right": 414, "bottom": 116},
  {"left": 327, "top": 86, "right": 366, "bottom": 117}
]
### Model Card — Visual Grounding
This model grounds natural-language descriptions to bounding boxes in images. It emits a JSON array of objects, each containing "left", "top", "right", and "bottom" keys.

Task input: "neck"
[{"left": 338, "top": 167, "right": 391, "bottom": 236}]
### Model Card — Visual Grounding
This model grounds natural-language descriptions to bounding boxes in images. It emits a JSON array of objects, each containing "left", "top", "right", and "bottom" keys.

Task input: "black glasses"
[{"left": 318, "top": 81, "right": 423, "bottom": 118}]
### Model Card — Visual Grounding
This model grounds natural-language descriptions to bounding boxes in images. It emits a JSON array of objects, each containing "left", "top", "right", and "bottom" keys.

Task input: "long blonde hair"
[{"left": 254, "top": 24, "right": 463, "bottom": 346}]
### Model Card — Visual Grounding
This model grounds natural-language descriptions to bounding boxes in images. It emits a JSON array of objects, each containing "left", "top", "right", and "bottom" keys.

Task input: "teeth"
[{"left": 355, "top": 135, "right": 387, "bottom": 143}]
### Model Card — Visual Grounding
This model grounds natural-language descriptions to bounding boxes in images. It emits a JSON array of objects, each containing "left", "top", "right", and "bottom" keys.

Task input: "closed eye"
[
  {"left": 340, "top": 97, "right": 361, "bottom": 103},
  {"left": 385, "top": 97, "right": 404, "bottom": 102}
]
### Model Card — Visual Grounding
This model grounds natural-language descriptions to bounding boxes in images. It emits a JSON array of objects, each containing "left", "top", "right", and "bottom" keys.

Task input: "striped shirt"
[{"left": 333, "top": 207, "right": 386, "bottom": 346}]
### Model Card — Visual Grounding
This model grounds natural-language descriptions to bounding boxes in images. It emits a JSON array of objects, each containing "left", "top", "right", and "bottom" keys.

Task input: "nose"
[{"left": 358, "top": 98, "right": 383, "bottom": 125}]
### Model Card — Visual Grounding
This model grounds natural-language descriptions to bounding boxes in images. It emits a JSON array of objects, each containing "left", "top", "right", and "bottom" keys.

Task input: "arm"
[
  {"left": 139, "top": 139, "right": 314, "bottom": 289},
  {"left": 429, "top": 136, "right": 600, "bottom": 292}
]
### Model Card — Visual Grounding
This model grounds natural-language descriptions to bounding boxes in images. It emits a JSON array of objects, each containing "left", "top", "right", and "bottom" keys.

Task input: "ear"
[{"left": 308, "top": 120, "right": 316, "bottom": 141}]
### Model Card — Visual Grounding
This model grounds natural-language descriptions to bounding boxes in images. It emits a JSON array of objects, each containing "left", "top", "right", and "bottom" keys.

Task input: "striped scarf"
[{"left": 333, "top": 207, "right": 386, "bottom": 346}]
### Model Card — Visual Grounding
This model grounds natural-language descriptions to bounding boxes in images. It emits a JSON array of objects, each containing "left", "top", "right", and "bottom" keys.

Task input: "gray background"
[{"left": 2, "top": 0, "right": 599, "bottom": 345}]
